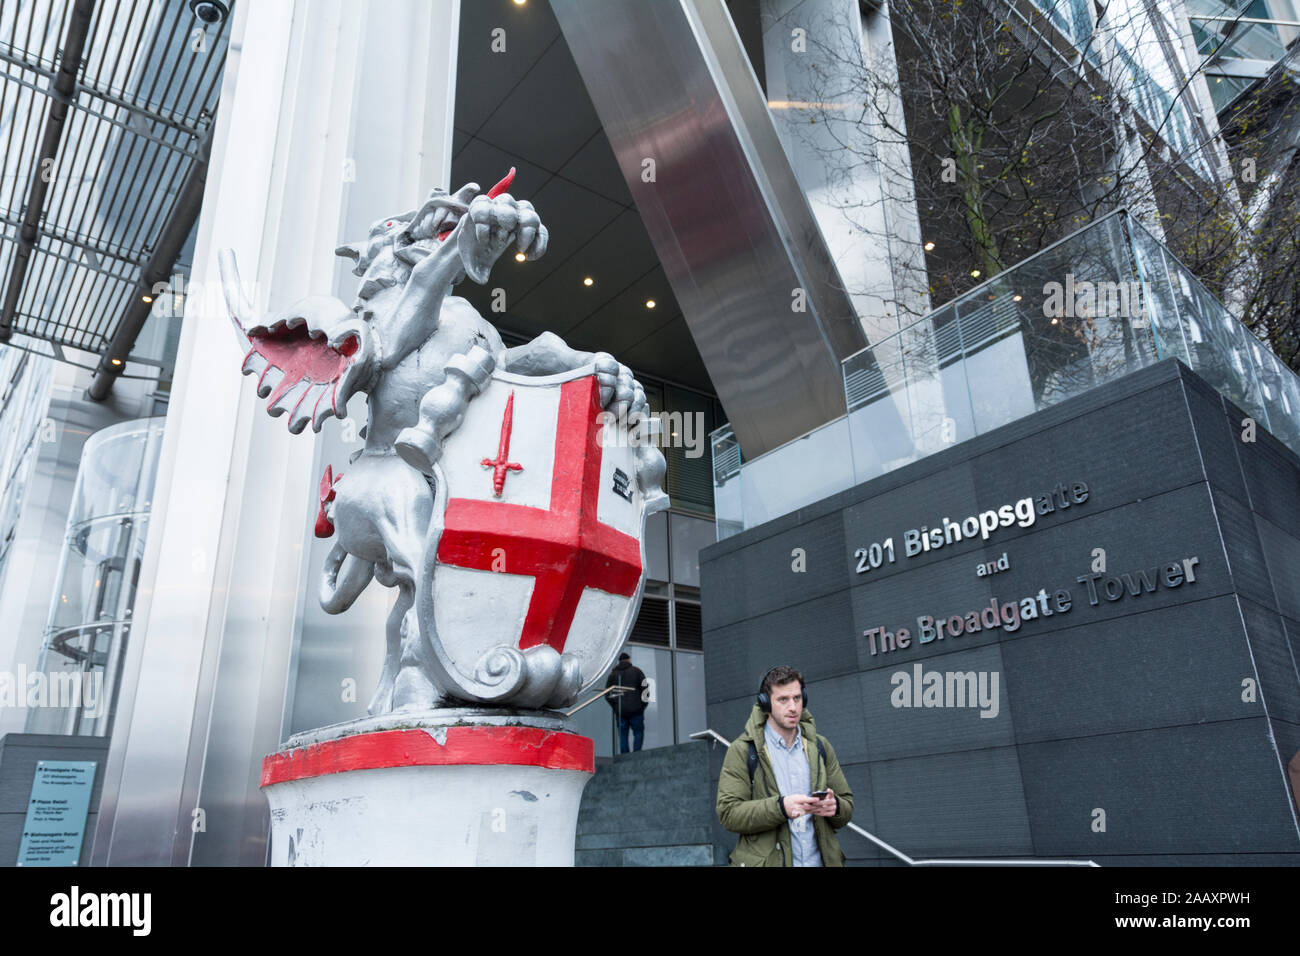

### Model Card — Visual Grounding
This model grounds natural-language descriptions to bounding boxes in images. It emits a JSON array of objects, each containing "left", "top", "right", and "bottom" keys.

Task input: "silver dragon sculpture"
[{"left": 219, "top": 169, "right": 666, "bottom": 714}]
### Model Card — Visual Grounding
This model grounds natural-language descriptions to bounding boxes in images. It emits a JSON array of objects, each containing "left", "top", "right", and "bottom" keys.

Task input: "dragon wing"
[{"left": 219, "top": 249, "right": 374, "bottom": 434}]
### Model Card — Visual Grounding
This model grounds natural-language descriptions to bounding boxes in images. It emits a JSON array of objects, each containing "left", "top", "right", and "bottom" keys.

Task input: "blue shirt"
[{"left": 763, "top": 720, "right": 823, "bottom": 867}]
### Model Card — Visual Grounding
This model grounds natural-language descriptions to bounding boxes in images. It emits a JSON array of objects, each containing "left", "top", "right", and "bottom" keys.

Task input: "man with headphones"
[{"left": 715, "top": 665, "right": 854, "bottom": 866}]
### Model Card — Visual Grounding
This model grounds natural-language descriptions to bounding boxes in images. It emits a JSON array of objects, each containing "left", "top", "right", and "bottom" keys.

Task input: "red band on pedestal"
[{"left": 260, "top": 725, "right": 595, "bottom": 787}]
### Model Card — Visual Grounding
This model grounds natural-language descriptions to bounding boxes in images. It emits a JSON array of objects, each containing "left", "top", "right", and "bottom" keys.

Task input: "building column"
[
  {"left": 760, "top": 0, "right": 930, "bottom": 340},
  {"left": 553, "top": 0, "right": 867, "bottom": 458},
  {"left": 91, "top": 0, "right": 459, "bottom": 866}
]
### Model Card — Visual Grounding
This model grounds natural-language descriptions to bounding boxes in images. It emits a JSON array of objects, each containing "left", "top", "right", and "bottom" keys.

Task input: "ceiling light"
[
  {"left": 1013, "top": 294, "right": 1022, "bottom": 302},
  {"left": 513, "top": 0, "right": 526, "bottom": 5},
  {"left": 645, "top": 299, "right": 656, "bottom": 309},
  {"left": 1051, "top": 317, "right": 1059, "bottom": 325},
  {"left": 924, "top": 241, "right": 935, "bottom": 251},
  {"left": 583, "top": 277, "right": 594, "bottom": 286},
  {"left": 141, "top": 294, "right": 153, "bottom": 303},
  {"left": 514, "top": 251, "right": 526, "bottom": 262},
  {"left": 110, "top": 357, "right": 123, "bottom": 366},
  {"left": 971, "top": 269, "right": 981, "bottom": 278}
]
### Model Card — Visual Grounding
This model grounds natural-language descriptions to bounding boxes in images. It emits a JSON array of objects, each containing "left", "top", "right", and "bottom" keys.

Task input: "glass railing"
[
  {"left": 712, "top": 209, "right": 1300, "bottom": 539},
  {"left": 710, "top": 417, "right": 854, "bottom": 540}
]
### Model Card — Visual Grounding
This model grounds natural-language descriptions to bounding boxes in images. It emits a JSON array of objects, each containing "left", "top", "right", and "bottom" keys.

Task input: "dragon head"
[
  {"left": 334, "top": 169, "right": 517, "bottom": 306},
  {"left": 217, "top": 171, "right": 524, "bottom": 435}
]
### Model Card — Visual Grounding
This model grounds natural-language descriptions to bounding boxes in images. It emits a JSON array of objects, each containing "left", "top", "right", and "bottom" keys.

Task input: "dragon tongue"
[{"left": 486, "top": 167, "right": 516, "bottom": 199}]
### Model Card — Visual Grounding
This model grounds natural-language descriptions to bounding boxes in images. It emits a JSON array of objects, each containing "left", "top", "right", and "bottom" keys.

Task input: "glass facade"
[
  {"left": 0, "top": 0, "right": 212, "bottom": 748},
  {"left": 1032, "top": 0, "right": 1213, "bottom": 179},
  {"left": 1032, "top": 0, "right": 1096, "bottom": 46},
  {"left": 714, "top": 209, "right": 1300, "bottom": 536},
  {"left": 1116, "top": 0, "right": 1213, "bottom": 179},
  {"left": 0, "top": 349, "right": 52, "bottom": 596},
  {"left": 565, "top": 509, "right": 712, "bottom": 757},
  {"left": 1191, "top": 0, "right": 1300, "bottom": 111}
]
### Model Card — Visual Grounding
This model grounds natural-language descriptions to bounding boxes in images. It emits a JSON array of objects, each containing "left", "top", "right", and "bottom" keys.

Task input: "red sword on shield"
[
  {"left": 438, "top": 377, "right": 641, "bottom": 653},
  {"left": 482, "top": 390, "right": 523, "bottom": 496}
]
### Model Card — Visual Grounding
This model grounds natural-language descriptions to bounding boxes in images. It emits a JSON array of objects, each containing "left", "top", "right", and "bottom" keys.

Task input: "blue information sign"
[{"left": 17, "top": 760, "right": 97, "bottom": 867}]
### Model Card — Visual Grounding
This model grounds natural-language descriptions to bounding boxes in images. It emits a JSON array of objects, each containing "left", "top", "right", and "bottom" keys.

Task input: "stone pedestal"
[{"left": 261, "top": 711, "right": 593, "bottom": 866}]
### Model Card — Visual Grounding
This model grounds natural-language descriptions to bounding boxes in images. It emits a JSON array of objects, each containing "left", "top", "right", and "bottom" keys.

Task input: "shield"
[{"left": 419, "top": 365, "right": 663, "bottom": 708}]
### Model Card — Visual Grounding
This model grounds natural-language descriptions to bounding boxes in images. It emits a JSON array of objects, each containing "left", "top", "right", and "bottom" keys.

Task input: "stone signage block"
[{"left": 703, "top": 360, "right": 1300, "bottom": 863}]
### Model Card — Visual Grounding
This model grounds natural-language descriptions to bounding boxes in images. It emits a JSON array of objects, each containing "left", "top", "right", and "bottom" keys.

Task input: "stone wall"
[{"left": 701, "top": 360, "right": 1300, "bottom": 864}]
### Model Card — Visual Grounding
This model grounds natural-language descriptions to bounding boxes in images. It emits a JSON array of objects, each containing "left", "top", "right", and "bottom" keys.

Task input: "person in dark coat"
[{"left": 605, "top": 652, "right": 648, "bottom": 753}]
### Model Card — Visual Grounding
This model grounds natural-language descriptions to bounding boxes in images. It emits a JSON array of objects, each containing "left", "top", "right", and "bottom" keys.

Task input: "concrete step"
[{"left": 576, "top": 739, "right": 724, "bottom": 866}]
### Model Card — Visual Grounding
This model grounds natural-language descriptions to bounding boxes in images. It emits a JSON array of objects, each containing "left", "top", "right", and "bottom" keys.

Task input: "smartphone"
[{"left": 810, "top": 790, "right": 828, "bottom": 799}]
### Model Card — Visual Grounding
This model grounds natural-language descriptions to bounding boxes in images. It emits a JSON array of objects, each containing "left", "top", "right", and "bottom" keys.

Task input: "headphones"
[{"left": 756, "top": 666, "right": 808, "bottom": 713}]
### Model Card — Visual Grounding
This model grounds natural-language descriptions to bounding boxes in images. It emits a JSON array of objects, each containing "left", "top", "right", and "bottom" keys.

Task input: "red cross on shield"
[{"left": 421, "top": 368, "right": 651, "bottom": 699}]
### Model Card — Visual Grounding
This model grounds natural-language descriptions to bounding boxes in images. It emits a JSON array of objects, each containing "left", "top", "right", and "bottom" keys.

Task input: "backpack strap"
[{"left": 748, "top": 734, "right": 828, "bottom": 802}]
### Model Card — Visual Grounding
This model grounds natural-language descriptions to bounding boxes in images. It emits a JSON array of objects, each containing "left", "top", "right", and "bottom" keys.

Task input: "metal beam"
[
  {"left": 0, "top": 211, "right": 146, "bottom": 268},
  {"left": 3, "top": 330, "right": 165, "bottom": 378},
  {"left": 0, "top": 0, "right": 97, "bottom": 343},
  {"left": 552, "top": 0, "right": 867, "bottom": 457},
  {"left": 0, "top": 44, "right": 209, "bottom": 137},
  {"left": 1190, "top": 14, "right": 1300, "bottom": 28},
  {"left": 1206, "top": 57, "right": 1276, "bottom": 80},
  {"left": 0, "top": 66, "right": 208, "bottom": 160},
  {"left": 0, "top": 227, "right": 134, "bottom": 280},
  {"left": 86, "top": 123, "right": 212, "bottom": 400}
]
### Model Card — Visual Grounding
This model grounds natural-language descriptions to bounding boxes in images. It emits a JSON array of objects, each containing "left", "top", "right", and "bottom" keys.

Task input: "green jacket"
[{"left": 715, "top": 704, "right": 854, "bottom": 866}]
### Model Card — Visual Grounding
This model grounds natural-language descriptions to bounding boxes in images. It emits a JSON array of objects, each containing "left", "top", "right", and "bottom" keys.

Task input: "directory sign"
[{"left": 17, "top": 760, "right": 97, "bottom": 867}]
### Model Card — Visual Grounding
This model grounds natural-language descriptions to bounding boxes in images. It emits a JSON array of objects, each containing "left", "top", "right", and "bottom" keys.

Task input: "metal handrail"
[
  {"left": 565, "top": 685, "right": 636, "bottom": 717},
  {"left": 690, "top": 730, "right": 1099, "bottom": 867},
  {"left": 692, "top": 729, "right": 731, "bottom": 747}
]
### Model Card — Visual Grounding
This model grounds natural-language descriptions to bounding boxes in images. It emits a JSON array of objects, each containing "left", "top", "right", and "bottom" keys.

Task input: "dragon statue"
[{"left": 219, "top": 169, "right": 667, "bottom": 715}]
